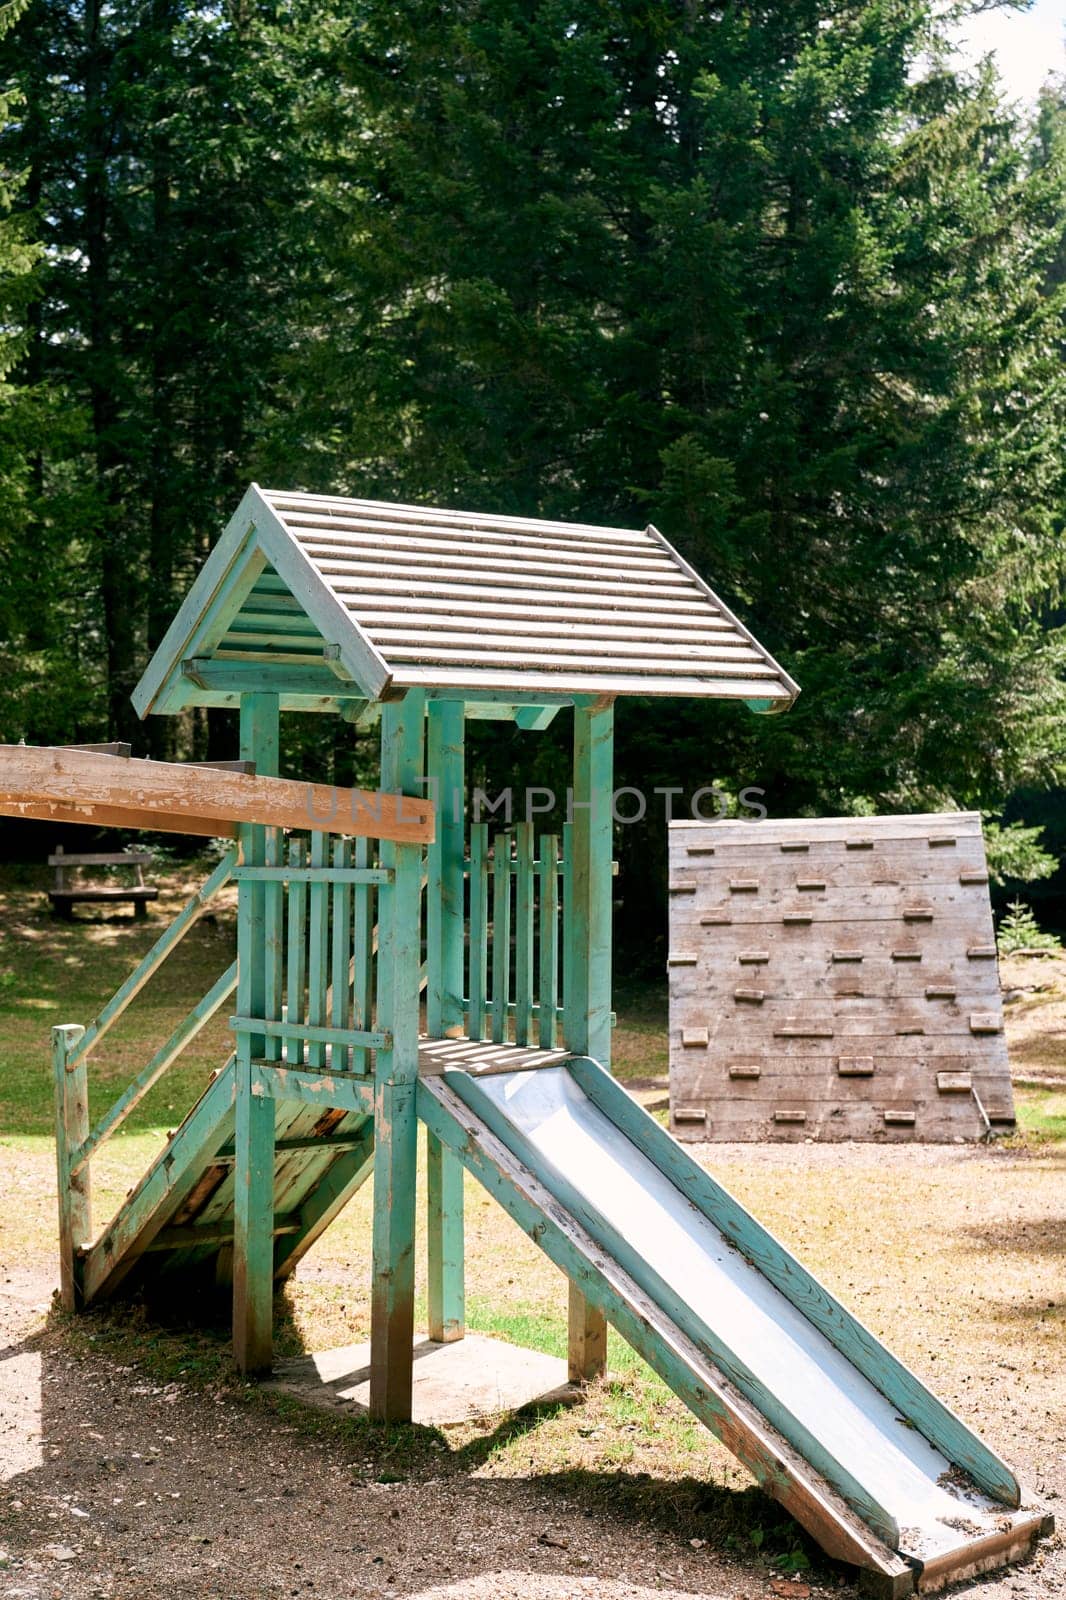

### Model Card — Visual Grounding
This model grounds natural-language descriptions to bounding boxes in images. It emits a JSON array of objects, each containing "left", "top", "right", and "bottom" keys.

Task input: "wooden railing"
[
  {"left": 465, "top": 821, "right": 570, "bottom": 1047},
  {"left": 229, "top": 829, "right": 391, "bottom": 1072}
]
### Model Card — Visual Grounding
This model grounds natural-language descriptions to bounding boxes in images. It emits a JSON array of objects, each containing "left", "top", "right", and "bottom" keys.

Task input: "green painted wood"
[
  {"left": 83, "top": 1062, "right": 237, "bottom": 1302},
  {"left": 306, "top": 832, "right": 330, "bottom": 1069},
  {"left": 263, "top": 829, "right": 284, "bottom": 1063},
  {"left": 416, "top": 1075, "right": 907, "bottom": 1586},
  {"left": 72, "top": 963, "right": 238, "bottom": 1176},
  {"left": 285, "top": 837, "right": 308, "bottom": 1066},
  {"left": 250, "top": 487, "right": 391, "bottom": 700},
  {"left": 467, "top": 824, "right": 489, "bottom": 1041},
  {"left": 538, "top": 835, "right": 560, "bottom": 1050},
  {"left": 352, "top": 836, "right": 374, "bottom": 1073},
  {"left": 425, "top": 700, "right": 467, "bottom": 1343},
  {"left": 562, "top": 703, "right": 613, "bottom": 1379},
  {"left": 53, "top": 1023, "right": 88, "bottom": 1311},
  {"left": 426, "top": 701, "right": 465, "bottom": 1037},
  {"left": 182, "top": 663, "right": 356, "bottom": 700},
  {"left": 249, "top": 1062, "right": 375, "bottom": 1115},
  {"left": 69, "top": 848, "right": 238, "bottom": 1068},
  {"left": 234, "top": 865, "right": 390, "bottom": 885},
  {"left": 132, "top": 486, "right": 267, "bottom": 716},
  {"left": 427, "top": 1129, "right": 466, "bottom": 1342},
  {"left": 514, "top": 822, "right": 535, "bottom": 1046},
  {"left": 230, "top": 1016, "right": 389, "bottom": 1050},
  {"left": 491, "top": 838, "right": 511, "bottom": 1044},
  {"left": 563, "top": 703, "right": 614, "bottom": 1066},
  {"left": 273, "top": 1118, "right": 376, "bottom": 1280},
  {"left": 370, "top": 688, "right": 426, "bottom": 1422},
  {"left": 514, "top": 705, "right": 561, "bottom": 730},
  {"left": 331, "top": 839, "right": 354, "bottom": 1072},
  {"left": 566, "top": 1054, "right": 1021, "bottom": 1509},
  {"left": 234, "top": 692, "right": 280, "bottom": 1376},
  {"left": 449, "top": 1067, "right": 899, "bottom": 1549}
]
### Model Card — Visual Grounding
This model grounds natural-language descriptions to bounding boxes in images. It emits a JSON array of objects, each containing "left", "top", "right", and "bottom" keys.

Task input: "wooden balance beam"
[{"left": 0, "top": 745, "right": 434, "bottom": 845}]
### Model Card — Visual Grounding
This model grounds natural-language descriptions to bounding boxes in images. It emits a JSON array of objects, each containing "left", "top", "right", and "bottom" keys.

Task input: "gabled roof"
[{"left": 133, "top": 485, "right": 799, "bottom": 716}]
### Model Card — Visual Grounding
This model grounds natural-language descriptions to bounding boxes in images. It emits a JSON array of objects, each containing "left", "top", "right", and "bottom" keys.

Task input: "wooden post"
[
  {"left": 370, "top": 688, "right": 425, "bottom": 1420},
  {"left": 425, "top": 700, "right": 466, "bottom": 1343},
  {"left": 564, "top": 700, "right": 614, "bottom": 1381},
  {"left": 53, "top": 1022, "right": 89, "bottom": 1311},
  {"left": 233, "top": 691, "right": 280, "bottom": 1375}
]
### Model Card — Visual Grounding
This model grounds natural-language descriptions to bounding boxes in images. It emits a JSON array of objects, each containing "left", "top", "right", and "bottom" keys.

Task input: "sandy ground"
[{"left": 1, "top": 1141, "right": 1063, "bottom": 1600}]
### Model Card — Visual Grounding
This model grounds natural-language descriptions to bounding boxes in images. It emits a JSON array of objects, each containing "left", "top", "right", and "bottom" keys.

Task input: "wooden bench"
[{"left": 48, "top": 846, "right": 159, "bottom": 920}]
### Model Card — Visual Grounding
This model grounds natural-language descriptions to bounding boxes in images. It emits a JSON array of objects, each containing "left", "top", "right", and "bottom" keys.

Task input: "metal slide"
[{"left": 417, "top": 1059, "right": 1048, "bottom": 1598}]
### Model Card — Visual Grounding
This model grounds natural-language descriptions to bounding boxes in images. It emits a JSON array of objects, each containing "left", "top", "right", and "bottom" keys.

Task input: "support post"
[
  {"left": 370, "top": 689, "right": 426, "bottom": 1420},
  {"left": 425, "top": 699, "right": 466, "bottom": 1343},
  {"left": 233, "top": 692, "right": 280, "bottom": 1375},
  {"left": 564, "top": 700, "right": 614, "bottom": 1382},
  {"left": 53, "top": 1023, "right": 89, "bottom": 1311}
]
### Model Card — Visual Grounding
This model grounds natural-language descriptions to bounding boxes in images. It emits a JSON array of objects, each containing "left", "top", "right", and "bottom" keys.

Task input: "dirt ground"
[{"left": 0, "top": 897, "right": 1063, "bottom": 1600}]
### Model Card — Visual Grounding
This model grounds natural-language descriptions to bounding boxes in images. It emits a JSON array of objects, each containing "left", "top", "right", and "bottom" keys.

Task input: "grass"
[{"left": 2, "top": 861, "right": 1064, "bottom": 1590}]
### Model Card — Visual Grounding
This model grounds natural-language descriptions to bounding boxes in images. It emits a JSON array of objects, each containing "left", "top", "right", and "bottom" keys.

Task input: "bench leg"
[{"left": 134, "top": 899, "right": 148, "bottom": 921}]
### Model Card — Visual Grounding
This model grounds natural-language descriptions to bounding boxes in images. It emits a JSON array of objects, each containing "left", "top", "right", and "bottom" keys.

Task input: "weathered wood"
[
  {"left": 514, "top": 822, "right": 535, "bottom": 1046},
  {"left": 306, "top": 832, "right": 330, "bottom": 1069},
  {"left": 53, "top": 1024, "right": 89, "bottom": 1310},
  {"left": 370, "top": 690, "right": 425, "bottom": 1422},
  {"left": 72, "top": 963, "right": 238, "bottom": 1176},
  {"left": 285, "top": 837, "right": 308, "bottom": 1066},
  {"left": 538, "top": 835, "right": 560, "bottom": 1050},
  {"left": 330, "top": 839, "right": 353, "bottom": 1071},
  {"left": 669, "top": 813, "right": 1011, "bottom": 1143},
  {"left": 491, "top": 838, "right": 512, "bottom": 1044},
  {"left": 351, "top": 836, "right": 374, "bottom": 1073},
  {"left": 0, "top": 743, "right": 433, "bottom": 844},
  {"left": 467, "top": 824, "right": 489, "bottom": 1041},
  {"left": 425, "top": 700, "right": 466, "bottom": 1343},
  {"left": 563, "top": 702, "right": 614, "bottom": 1380},
  {"left": 234, "top": 692, "right": 280, "bottom": 1376},
  {"left": 568, "top": 1279, "right": 607, "bottom": 1383}
]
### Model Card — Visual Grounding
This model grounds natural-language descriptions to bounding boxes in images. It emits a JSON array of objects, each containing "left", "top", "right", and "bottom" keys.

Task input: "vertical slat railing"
[
  {"left": 263, "top": 828, "right": 284, "bottom": 1059},
  {"left": 490, "top": 836, "right": 512, "bottom": 1043},
  {"left": 352, "top": 836, "right": 375, "bottom": 1073},
  {"left": 306, "top": 831, "right": 330, "bottom": 1069},
  {"left": 467, "top": 824, "right": 489, "bottom": 1041},
  {"left": 514, "top": 822, "right": 535, "bottom": 1046},
  {"left": 538, "top": 833, "right": 560, "bottom": 1049},
  {"left": 285, "top": 837, "right": 308, "bottom": 1065},
  {"left": 331, "top": 838, "right": 353, "bottom": 1072}
]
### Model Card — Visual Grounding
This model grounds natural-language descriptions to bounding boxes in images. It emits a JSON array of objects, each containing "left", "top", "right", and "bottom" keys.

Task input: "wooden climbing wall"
[{"left": 667, "top": 812, "right": 1015, "bottom": 1142}]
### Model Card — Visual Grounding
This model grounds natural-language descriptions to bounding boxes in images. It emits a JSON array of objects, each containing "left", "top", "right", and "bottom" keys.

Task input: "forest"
[{"left": 1, "top": 0, "right": 1065, "bottom": 954}]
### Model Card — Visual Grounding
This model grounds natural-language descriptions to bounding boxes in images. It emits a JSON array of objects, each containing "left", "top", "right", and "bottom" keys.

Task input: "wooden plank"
[
  {"left": 83, "top": 1065, "right": 237, "bottom": 1303},
  {"left": 370, "top": 689, "right": 426, "bottom": 1423},
  {"left": 425, "top": 700, "right": 466, "bottom": 1343},
  {"left": 249, "top": 1063, "right": 375, "bottom": 1115},
  {"left": 538, "top": 835, "right": 560, "bottom": 1050},
  {"left": 272, "top": 1118, "right": 376, "bottom": 1280},
  {"left": 72, "top": 964, "right": 238, "bottom": 1176},
  {"left": 11, "top": 798, "right": 238, "bottom": 839},
  {"left": 562, "top": 702, "right": 614, "bottom": 1383},
  {"left": 670, "top": 813, "right": 982, "bottom": 842},
  {"left": 306, "top": 832, "right": 330, "bottom": 1069},
  {"left": 427, "top": 1130, "right": 465, "bottom": 1342},
  {"left": 234, "top": 692, "right": 280, "bottom": 1375},
  {"left": 131, "top": 485, "right": 265, "bottom": 716},
  {"left": 329, "top": 839, "right": 353, "bottom": 1072},
  {"left": 351, "top": 837, "right": 374, "bottom": 1074},
  {"left": 491, "top": 838, "right": 512, "bottom": 1044},
  {"left": 568, "top": 1280, "right": 607, "bottom": 1382},
  {"left": 285, "top": 838, "right": 308, "bottom": 1066},
  {"left": 48, "top": 850, "right": 153, "bottom": 867},
  {"left": 387, "top": 665, "right": 792, "bottom": 701},
  {"left": 514, "top": 822, "right": 535, "bottom": 1046},
  {"left": 68, "top": 849, "right": 237, "bottom": 1068},
  {"left": 0, "top": 743, "right": 433, "bottom": 845},
  {"left": 467, "top": 825, "right": 488, "bottom": 1041},
  {"left": 53, "top": 1024, "right": 89, "bottom": 1310}
]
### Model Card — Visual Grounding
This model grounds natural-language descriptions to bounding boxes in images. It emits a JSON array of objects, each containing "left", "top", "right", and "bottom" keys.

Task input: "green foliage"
[
  {"left": 996, "top": 899, "right": 1064, "bottom": 956},
  {"left": 983, "top": 819, "right": 1059, "bottom": 886}
]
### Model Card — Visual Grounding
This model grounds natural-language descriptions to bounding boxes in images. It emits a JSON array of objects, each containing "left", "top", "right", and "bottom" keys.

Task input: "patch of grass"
[{"left": 1014, "top": 1085, "right": 1066, "bottom": 1144}]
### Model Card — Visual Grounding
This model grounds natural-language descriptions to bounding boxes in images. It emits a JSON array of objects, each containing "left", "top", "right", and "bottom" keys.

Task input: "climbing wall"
[{"left": 667, "top": 813, "right": 1015, "bottom": 1142}]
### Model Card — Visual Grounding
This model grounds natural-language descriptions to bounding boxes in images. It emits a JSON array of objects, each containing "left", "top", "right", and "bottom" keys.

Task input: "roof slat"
[
  {"left": 265, "top": 491, "right": 651, "bottom": 544},
  {"left": 289, "top": 524, "right": 678, "bottom": 568},
  {"left": 310, "top": 554, "right": 702, "bottom": 598},
  {"left": 387, "top": 664, "right": 792, "bottom": 698},
  {"left": 324, "top": 574, "right": 710, "bottom": 610},
  {"left": 382, "top": 644, "right": 780, "bottom": 677},
  {"left": 374, "top": 633, "right": 765, "bottom": 665}
]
